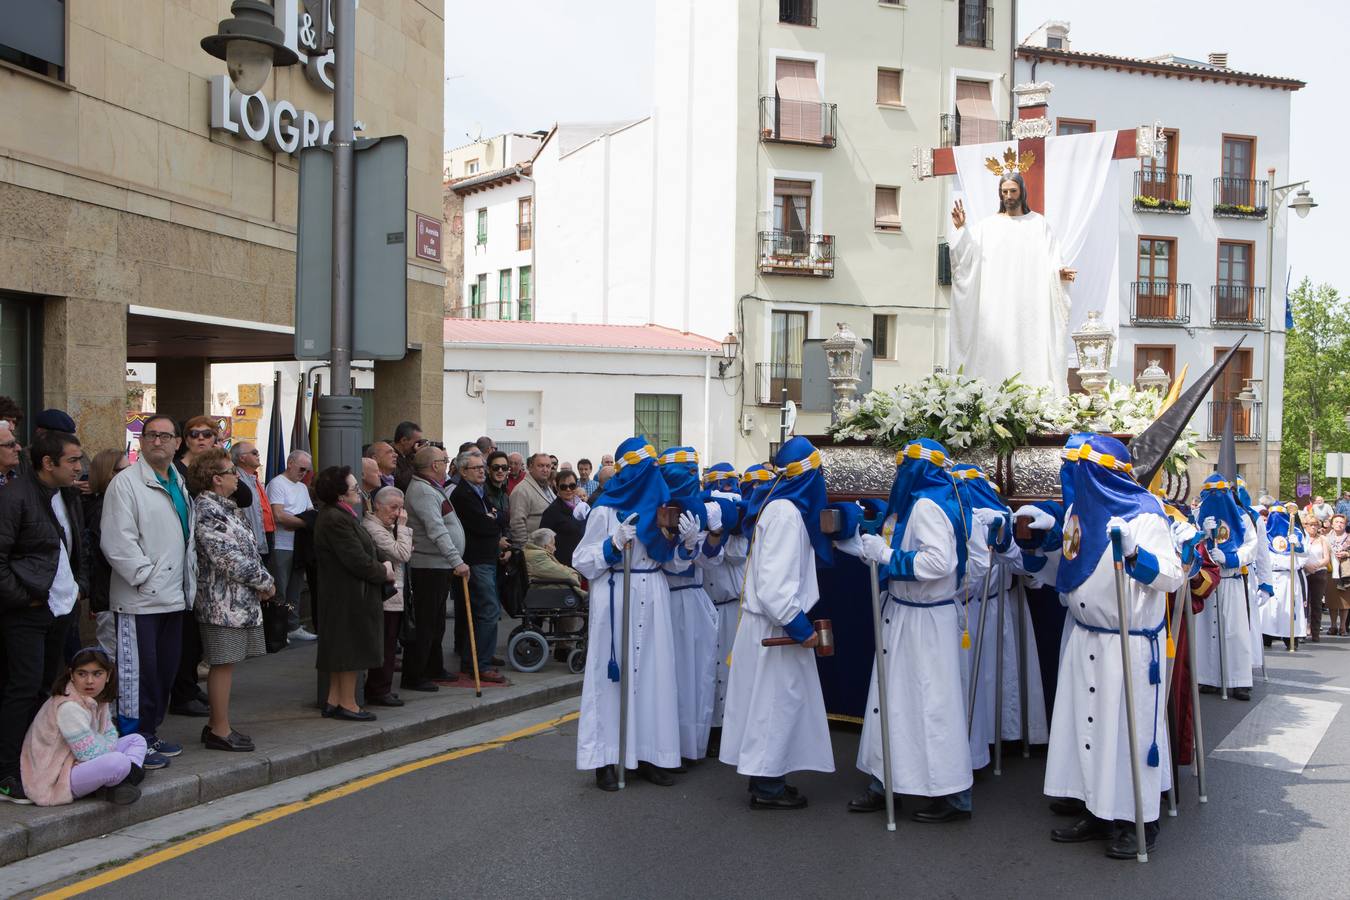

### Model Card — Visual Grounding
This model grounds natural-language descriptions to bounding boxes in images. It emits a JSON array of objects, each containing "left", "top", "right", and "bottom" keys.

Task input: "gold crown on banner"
[{"left": 984, "top": 146, "right": 1035, "bottom": 178}]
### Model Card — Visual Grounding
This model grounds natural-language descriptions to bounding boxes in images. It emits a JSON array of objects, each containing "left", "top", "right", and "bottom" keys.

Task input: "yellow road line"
[{"left": 35, "top": 711, "right": 579, "bottom": 900}]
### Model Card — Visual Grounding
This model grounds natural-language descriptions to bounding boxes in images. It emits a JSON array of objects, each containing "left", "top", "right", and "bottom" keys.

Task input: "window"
[
  {"left": 471, "top": 274, "right": 487, "bottom": 318},
  {"left": 771, "top": 179, "right": 813, "bottom": 254},
  {"left": 1046, "top": 34, "right": 1063, "bottom": 49},
  {"left": 873, "top": 315, "right": 895, "bottom": 359},
  {"left": 1216, "top": 241, "right": 1254, "bottom": 323},
  {"left": 476, "top": 209, "right": 487, "bottom": 246},
  {"left": 874, "top": 186, "right": 901, "bottom": 231},
  {"left": 768, "top": 311, "right": 807, "bottom": 404},
  {"left": 0, "top": 0, "right": 65, "bottom": 81},
  {"left": 517, "top": 197, "right": 532, "bottom": 251},
  {"left": 498, "top": 269, "right": 512, "bottom": 319},
  {"left": 1056, "top": 118, "right": 1094, "bottom": 136},
  {"left": 1136, "top": 237, "right": 1176, "bottom": 318},
  {"left": 779, "top": 0, "right": 815, "bottom": 27},
  {"left": 1132, "top": 345, "right": 1175, "bottom": 388},
  {"left": 518, "top": 266, "right": 532, "bottom": 321},
  {"left": 0, "top": 293, "right": 35, "bottom": 438},
  {"left": 955, "top": 79, "right": 998, "bottom": 145},
  {"left": 879, "top": 0, "right": 904, "bottom": 5},
  {"left": 958, "top": 0, "right": 991, "bottom": 48},
  {"left": 465, "top": 159, "right": 480, "bottom": 175},
  {"left": 877, "top": 68, "right": 904, "bottom": 107},
  {"left": 1140, "top": 129, "right": 1179, "bottom": 200},
  {"left": 774, "top": 58, "right": 823, "bottom": 143},
  {"left": 1212, "top": 346, "right": 1254, "bottom": 436},
  {"left": 1220, "top": 136, "right": 1255, "bottom": 205},
  {"left": 635, "top": 394, "right": 681, "bottom": 451}
]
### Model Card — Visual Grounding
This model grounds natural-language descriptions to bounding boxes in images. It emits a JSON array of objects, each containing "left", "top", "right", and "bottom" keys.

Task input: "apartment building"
[{"left": 1017, "top": 25, "right": 1305, "bottom": 487}]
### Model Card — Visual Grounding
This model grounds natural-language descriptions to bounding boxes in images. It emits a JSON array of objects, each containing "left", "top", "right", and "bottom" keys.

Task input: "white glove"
[
  {"left": 678, "top": 510, "right": 701, "bottom": 549},
  {"left": 1258, "top": 584, "right": 1275, "bottom": 602},
  {"left": 833, "top": 532, "right": 865, "bottom": 559},
  {"left": 1106, "top": 516, "right": 1137, "bottom": 557},
  {"left": 859, "top": 533, "right": 894, "bottom": 567},
  {"left": 612, "top": 513, "right": 638, "bottom": 551},
  {"left": 1013, "top": 504, "right": 1055, "bottom": 531},
  {"left": 1201, "top": 516, "right": 1217, "bottom": 535},
  {"left": 1209, "top": 546, "right": 1228, "bottom": 566},
  {"left": 1170, "top": 520, "right": 1198, "bottom": 547},
  {"left": 704, "top": 501, "right": 723, "bottom": 533},
  {"left": 572, "top": 500, "right": 591, "bottom": 521}
]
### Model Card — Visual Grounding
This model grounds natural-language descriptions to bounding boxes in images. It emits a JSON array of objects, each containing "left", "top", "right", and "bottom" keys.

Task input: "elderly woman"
[
  {"left": 362, "top": 485, "right": 413, "bottom": 707},
  {"left": 188, "top": 449, "right": 275, "bottom": 751},
  {"left": 540, "top": 470, "right": 588, "bottom": 567},
  {"left": 313, "top": 466, "right": 395, "bottom": 721},
  {"left": 1329, "top": 515, "right": 1350, "bottom": 636},
  {"left": 524, "top": 527, "right": 586, "bottom": 600},
  {"left": 1303, "top": 517, "right": 1330, "bottom": 642}
]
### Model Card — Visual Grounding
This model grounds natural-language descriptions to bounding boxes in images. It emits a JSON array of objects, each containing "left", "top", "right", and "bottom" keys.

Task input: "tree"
[{"left": 1280, "top": 279, "right": 1350, "bottom": 498}]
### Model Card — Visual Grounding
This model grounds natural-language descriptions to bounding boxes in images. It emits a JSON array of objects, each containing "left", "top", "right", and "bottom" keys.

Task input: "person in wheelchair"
[{"left": 524, "top": 528, "right": 586, "bottom": 601}]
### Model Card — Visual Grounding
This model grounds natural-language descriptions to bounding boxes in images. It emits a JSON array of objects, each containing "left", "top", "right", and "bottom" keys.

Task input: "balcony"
[
  {"left": 1212, "top": 177, "right": 1269, "bottom": 219},
  {"left": 779, "top": 0, "right": 815, "bottom": 26},
  {"left": 1210, "top": 285, "right": 1266, "bottom": 329},
  {"left": 1129, "top": 282, "right": 1191, "bottom": 326},
  {"left": 452, "top": 300, "right": 525, "bottom": 321},
  {"left": 757, "top": 363, "right": 803, "bottom": 405},
  {"left": 758, "top": 231, "right": 835, "bottom": 277},
  {"left": 1133, "top": 171, "right": 1192, "bottom": 214},
  {"left": 758, "top": 96, "right": 838, "bottom": 148},
  {"left": 958, "top": 2, "right": 993, "bottom": 47},
  {"left": 939, "top": 114, "right": 1010, "bottom": 148},
  {"left": 517, "top": 223, "right": 532, "bottom": 251},
  {"left": 937, "top": 241, "right": 952, "bottom": 286},
  {"left": 1207, "top": 400, "right": 1261, "bottom": 441}
]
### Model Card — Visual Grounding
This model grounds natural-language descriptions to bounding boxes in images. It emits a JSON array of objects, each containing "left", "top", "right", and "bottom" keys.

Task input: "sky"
[{"left": 443, "top": 0, "right": 1348, "bottom": 292}]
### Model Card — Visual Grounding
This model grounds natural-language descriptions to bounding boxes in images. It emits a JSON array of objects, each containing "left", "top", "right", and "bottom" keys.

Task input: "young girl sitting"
[{"left": 19, "top": 648, "right": 146, "bottom": 806}]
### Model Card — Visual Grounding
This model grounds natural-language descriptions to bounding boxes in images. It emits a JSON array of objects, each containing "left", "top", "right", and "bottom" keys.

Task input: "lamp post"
[
  {"left": 718, "top": 332, "right": 739, "bottom": 377},
  {"left": 1258, "top": 168, "right": 1317, "bottom": 496}
]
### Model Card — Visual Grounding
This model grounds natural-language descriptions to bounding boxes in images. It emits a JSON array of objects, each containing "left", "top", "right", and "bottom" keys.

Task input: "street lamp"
[
  {"left": 1259, "top": 170, "right": 1317, "bottom": 496},
  {"left": 200, "top": 0, "right": 297, "bottom": 95},
  {"left": 1135, "top": 359, "right": 1170, "bottom": 393},
  {"left": 718, "top": 332, "right": 739, "bottom": 377}
]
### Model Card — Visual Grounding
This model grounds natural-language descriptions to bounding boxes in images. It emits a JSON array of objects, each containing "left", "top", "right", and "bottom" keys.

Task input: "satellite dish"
[
  {"left": 469, "top": 122, "right": 482, "bottom": 143},
  {"left": 784, "top": 400, "right": 798, "bottom": 436}
]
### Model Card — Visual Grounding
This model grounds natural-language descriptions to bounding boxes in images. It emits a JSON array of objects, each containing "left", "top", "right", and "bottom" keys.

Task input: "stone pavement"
[{"left": 0, "top": 618, "right": 580, "bottom": 865}]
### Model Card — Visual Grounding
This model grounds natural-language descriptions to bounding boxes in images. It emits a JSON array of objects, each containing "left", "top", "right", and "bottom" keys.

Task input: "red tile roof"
[
  {"left": 442, "top": 318, "right": 723, "bottom": 353},
  {"left": 1017, "top": 46, "right": 1305, "bottom": 91}
]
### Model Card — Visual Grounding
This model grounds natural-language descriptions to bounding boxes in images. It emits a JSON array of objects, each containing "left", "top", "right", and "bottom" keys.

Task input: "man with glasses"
[
  {"left": 0, "top": 430, "right": 89, "bottom": 803},
  {"left": 392, "top": 421, "right": 425, "bottom": 492},
  {"left": 268, "top": 451, "right": 317, "bottom": 643},
  {"left": 101, "top": 415, "right": 197, "bottom": 769},
  {"left": 451, "top": 451, "right": 509, "bottom": 683},
  {"left": 0, "top": 420, "right": 22, "bottom": 488},
  {"left": 231, "top": 442, "right": 272, "bottom": 563},
  {"left": 484, "top": 451, "right": 512, "bottom": 519},
  {"left": 404, "top": 445, "right": 469, "bottom": 690}
]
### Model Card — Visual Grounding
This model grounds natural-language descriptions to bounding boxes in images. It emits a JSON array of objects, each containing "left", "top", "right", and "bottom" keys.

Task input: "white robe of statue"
[{"left": 950, "top": 211, "right": 1071, "bottom": 394}]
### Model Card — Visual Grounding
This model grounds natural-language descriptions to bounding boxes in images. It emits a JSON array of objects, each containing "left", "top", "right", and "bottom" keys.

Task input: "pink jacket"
[{"left": 20, "top": 686, "right": 113, "bottom": 806}]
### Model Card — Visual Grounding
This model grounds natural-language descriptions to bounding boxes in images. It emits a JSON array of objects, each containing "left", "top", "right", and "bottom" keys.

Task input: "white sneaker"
[{"left": 288, "top": 627, "right": 318, "bottom": 642}]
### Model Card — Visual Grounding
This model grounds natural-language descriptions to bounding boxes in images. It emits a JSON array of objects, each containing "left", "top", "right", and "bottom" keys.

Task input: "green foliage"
[{"left": 1281, "top": 280, "right": 1350, "bottom": 497}]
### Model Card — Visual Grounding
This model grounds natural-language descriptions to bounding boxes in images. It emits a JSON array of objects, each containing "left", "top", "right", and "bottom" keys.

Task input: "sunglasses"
[
  {"left": 187, "top": 429, "right": 216, "bottom": 440},
  {"left": 490, "top": 463, "right": 509, "bottom": 472},
  {"left": 558, "top": 483, "right": 577, "bottom": 491}
]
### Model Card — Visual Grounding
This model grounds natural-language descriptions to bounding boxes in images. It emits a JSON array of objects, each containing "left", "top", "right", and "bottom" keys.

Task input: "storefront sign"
[{"left": 415, "top": 214, "right": 442, "bottom": 262}]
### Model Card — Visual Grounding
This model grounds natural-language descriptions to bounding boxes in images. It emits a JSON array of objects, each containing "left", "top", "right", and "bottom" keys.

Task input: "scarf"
[
  {"left": 886, "top": 439, "right": 969, "bottom": 585},
  {"left": 1056, "top": 434, "right": 1160, "bottom": 594}
]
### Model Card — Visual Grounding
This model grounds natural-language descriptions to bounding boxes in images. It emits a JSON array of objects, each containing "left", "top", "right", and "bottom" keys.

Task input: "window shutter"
[
  {"left": 874, "top": 187, "right": 900, "bottom": 229},
  {"left": 877, "top": 69, "right": 902, "bottom": 106}
]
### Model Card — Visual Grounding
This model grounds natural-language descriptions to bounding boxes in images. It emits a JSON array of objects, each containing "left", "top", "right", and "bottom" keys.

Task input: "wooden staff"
[{"left": 461, "top": 573, "right": 481, "bottom": 697}]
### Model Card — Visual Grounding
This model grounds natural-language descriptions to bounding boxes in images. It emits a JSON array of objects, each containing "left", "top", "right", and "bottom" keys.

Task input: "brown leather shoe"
[{"left": 478, "top": 669, "right": 511, "bottom": 685}]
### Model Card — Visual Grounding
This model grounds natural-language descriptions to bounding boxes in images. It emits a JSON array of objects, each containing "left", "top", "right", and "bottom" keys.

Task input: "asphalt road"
[{"left": 37, "top": 639, "right": 1350, "bottom": 899}]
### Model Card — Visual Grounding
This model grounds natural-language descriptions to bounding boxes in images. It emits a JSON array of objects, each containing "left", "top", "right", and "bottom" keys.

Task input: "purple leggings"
[{"left": 70, "top": 734, "right": 147, "bottom": 798}]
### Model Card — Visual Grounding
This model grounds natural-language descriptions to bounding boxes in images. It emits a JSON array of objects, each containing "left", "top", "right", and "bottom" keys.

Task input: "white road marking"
[
  {"left": 1210, "top": 694, "right": 1340, "bottom": 774},
  {"left": 1265, "top": 676, "right": 1350, "bottom": 697}
]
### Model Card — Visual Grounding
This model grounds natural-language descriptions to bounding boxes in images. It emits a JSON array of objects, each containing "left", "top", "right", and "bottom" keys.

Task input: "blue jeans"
[
  {"left": 749, "top": 775, "right": 786, "bottom": 799},
  {"left": 869, "top": 776, "right": 971, "bottom": 811},
  {"left": 455, "top": 563, "right": 500, "bottom": 670}
]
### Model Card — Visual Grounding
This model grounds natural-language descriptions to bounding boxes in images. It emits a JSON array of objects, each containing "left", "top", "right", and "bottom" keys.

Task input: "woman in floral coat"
[{"left": 188, "top": 449, "right": 275, "bottom": 753}]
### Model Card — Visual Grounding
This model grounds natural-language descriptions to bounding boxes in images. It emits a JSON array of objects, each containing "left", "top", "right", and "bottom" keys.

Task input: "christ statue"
[{"left": 949, "top": 173, "right": 1078, "bottom": 394}]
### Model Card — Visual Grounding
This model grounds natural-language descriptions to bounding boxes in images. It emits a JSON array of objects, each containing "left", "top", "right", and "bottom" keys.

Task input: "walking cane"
[
  {"left": 1110, "top": 527, "right": 1150, "bottom": 863},
  {"left": 615, "top": 540, "right": 633, "bottom": 790},
  {"left": 460, "top": 573, "right": 481, "bottom": 698},
  {"left": 1016, "top": 577, "right": 1031, "bottom": 759},
  {"left": 1181, "top": 575, "right": 1208, "bottom": 803},
  {"left": 993, "top": 569, "right": 1005, "bottom": 777},
  {"left": 966, "top": 551, "right": 996, "bottom": 738},
  {"left": 867, "top": 557, "right": 897, "bottom": 833}
]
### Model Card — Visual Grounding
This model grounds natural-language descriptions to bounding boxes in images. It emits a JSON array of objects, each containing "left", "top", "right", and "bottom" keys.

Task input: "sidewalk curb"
[{"left": 0, "top": 675, "right": 581, "bottom": 865}]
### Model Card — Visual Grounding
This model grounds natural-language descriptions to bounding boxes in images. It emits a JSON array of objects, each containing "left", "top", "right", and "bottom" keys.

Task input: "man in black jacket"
[
  {"left": 450, "top": 451, "right": 509, "bottom": 685},
  {"left": 0, "top": 431, "right": 88, "bottom": 804}
]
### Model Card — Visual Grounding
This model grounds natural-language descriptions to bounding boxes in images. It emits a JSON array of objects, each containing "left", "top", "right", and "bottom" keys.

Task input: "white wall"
[
  {"left": 460, "top": 176, "right": 535, "bottom": 318},
  {"left": 442, "top": 343, "right": 734, "bottom": 467}
]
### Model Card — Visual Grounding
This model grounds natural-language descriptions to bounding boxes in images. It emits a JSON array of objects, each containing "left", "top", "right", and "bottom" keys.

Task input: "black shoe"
[
  {"left": 750, "top": 791, "right": 808, "bottom": 810},
  {"left": 595, "top": 766, "right": 619, "bottom": 792},
  {"left": 401, "top": 681, "right": 439, "bottom": 692},
  {"left": 706, "top": 728, "right": 721, "bottom": 759},
  {"left": 99, "top": 782, "right": 141, "bottom": 805},
  {"left": 332, "top": 707, "right": 377, "bottom": 722},
  {"left": 126, "top": 764, "right": 145, "bottom": 786},
  {"left": 0, "top": 775, "right": 32, "bottom": 805},
  {"left": 490, "top": 655, "right": 506, "bottom": 667},
  {"left": 1049, "top": 796, "right": 1087, "bottom": 817},
  {"left": 368, "top": 693, "right": 405, "bottom": 707},
  {"left": 911, "top": 797, "right": 971, "bottom": 824},
  {"left": 1232, "top": 687, "right": 1252, "bottom": 701},
  {"left": 1105, "top": 821, "right": 1159, "bottom": 859},
  {"left": 170, "top": 698, "right": 210, "bottom": 717},
  {"left": 847, "top": 789, "right": 901, "bottom": 813},
  {"left": 321, "top": 703, "right": 338, "bottom": 718},
  {"left": 638, "top": 762, "right": 674, "bottom": 786},
  {"left": 1199, "top": 685, "right": 1219, "bottom": 694},
  {"left": 1051, "top": 814, "right": 1115, "bottom": 843},
  {"left": 203, "top": 729, "right": 255, "bottom": 752}
]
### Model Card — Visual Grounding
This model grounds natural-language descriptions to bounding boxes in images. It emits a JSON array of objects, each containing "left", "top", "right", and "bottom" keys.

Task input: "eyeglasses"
[
  {"left": 142, "top": 431, "right": 177, "bottom": 444},
  {"left": 431, "top": 457, "right": 449, "bottom": 466},
  {"left": 463, "top": 464, "right": 485, "bottom": 471},
  {"left": 0, "top": 440, "right": 16, "bottom": 449},
  {"left": 490, "top": 463, "right": 509, "bottom": 472},
  {"left": 295, "top": 466, "right": 310, "bottom": 474},
  {"left": 413, "top": 439, "right": 429, "bottom": 448},
  {"left": 187, "top": 429, "right": 215, "bottom": 440},
  {"left": 215, "top": 468, "right": 237, "bottom": 478}
]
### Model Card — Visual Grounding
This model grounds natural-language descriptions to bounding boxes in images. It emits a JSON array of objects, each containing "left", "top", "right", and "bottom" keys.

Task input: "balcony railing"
[
  {"left": 958, "top": 1, "right": 993, "bottom": 47},
  {"left": 758, "top": 231, "right": 835, "bottom": 277},
  {"left": 517, "top": 223, "right": 532, "bottom": 251},
  {"left": 1129, "top": 282, "right": 1191, "bottom": 325},
  {"left": 450, "top": 300, "right": 526, "bottom": 321},
  {"left": 757, "top": 363, "right": 803, "bottom": 405},
  {"left": 1133, "top": 171, "right": 1192, "bottom": 213},
  {"left": 759, "top": 96, "right": 838, "bottom": 148},
  {"left": 1207, "top": 400, "right": 1261, "bottom": 441},
  {"left": 939, "top": 114, "right": 1010, "bottom": 148},
  {"left": 779, "top": 0, "right": 814, "bottom": 26},
  {"left": 937, "top": 241, "right": 952, "bottom": 286},
  {"left": 1213, "top": 177, "right": 1270, "bottom": 218},
  {"left": 1210, "top": 284, "right": 1266, "bottom": 328}
]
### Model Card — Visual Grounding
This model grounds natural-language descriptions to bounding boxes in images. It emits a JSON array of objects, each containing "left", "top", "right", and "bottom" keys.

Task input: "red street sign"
[
  {"left": 415, "top": 214, "right": 441, "bottom": 262},
  {"left": 506, "top": 419, "right": 516, "bottom": 427}
]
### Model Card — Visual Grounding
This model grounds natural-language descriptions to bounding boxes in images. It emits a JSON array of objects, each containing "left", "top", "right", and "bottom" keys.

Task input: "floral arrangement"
[
  {"left": 1133, "top": 195, "right": 1191, "bottom": 213},
  {"left": 829, "top": 371, "right": 1201, "bottom": 476},
  {"left": 1213, "top": 202, "right": 1267, "bottom": 218}
]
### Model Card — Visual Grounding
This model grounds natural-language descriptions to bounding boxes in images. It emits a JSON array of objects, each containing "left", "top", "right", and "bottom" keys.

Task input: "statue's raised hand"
[{"left": 951, "top": 199, "right": 966, "bottom": 230}]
